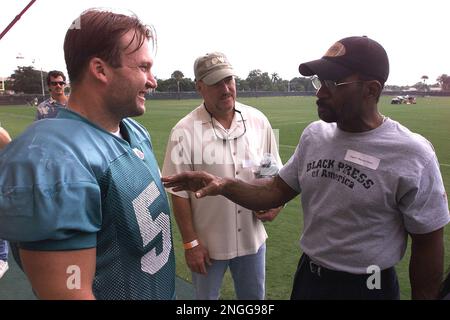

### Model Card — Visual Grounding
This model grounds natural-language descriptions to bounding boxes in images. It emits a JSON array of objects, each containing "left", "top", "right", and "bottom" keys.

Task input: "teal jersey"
[{"left": 0, "top": 109, "right": 175, "bottom": 300}]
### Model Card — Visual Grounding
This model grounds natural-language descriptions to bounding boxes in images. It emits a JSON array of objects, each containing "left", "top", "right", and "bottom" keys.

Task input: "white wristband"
[{"left": 183, "top": 239, "right": 199, "bottom": 250}]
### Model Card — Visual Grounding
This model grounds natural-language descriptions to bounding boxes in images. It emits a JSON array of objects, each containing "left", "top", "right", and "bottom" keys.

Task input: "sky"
[{"left": 0, "top": 0, "right": 449, "bottom": 86}]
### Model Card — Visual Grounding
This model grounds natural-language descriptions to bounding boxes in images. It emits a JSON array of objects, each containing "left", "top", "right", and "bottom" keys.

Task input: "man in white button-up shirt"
[{"left": 162, "top": 52, "right": 283, "bottom": 300}]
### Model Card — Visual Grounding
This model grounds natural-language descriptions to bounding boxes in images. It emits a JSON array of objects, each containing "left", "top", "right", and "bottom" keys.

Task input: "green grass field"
[{"left": 1, "top": 95, "right": 449, "bottom": 300}]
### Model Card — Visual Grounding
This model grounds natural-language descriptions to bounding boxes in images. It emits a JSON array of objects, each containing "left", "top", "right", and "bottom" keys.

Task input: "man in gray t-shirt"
[{"left": 163, "top": 36, "right": 449, "bottom": 300}]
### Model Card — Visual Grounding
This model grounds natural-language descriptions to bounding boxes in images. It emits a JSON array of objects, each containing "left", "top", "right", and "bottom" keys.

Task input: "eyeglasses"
[
  {"left": 311, "top": 75, "right": 362, "bottom": 91},
  {"left": 206, "top": 107, "right": 247, "bottom": 142},
  {"left": 50, "top": 81, "right": 66, "bottom": 86}
]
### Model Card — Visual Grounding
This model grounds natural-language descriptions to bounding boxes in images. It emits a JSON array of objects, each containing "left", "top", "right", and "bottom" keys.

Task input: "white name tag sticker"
[{"left": 344, "top": 149, "right": 380, "bottom": 170}]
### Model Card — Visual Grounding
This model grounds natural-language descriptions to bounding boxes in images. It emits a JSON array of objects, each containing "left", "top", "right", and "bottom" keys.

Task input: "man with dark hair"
[
  {"left": 0, "top": 8, "right": 175, "bottom": 300},
  {"left": 163, "top": 36, "right": 449, "bottom": 300},
  {"left": 35, "top": 70, "right": 68, "bottom": 120}
]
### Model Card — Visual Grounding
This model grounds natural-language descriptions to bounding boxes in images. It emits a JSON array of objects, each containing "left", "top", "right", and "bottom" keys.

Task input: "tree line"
[
  {"left": 4, "top": 66, "right": 450, "bottom": 94},
  {"left": 156, "top": 70, "right": 315, "bottom": 92}
]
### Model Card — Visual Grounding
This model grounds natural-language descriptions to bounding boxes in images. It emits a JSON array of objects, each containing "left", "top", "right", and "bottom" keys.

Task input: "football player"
[{"left": 0, "top": 9, "right": 175, "bottom": 300}]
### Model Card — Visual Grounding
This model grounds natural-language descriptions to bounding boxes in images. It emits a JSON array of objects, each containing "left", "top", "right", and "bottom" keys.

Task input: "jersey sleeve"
[{"left": 0, "top": 130, "right": 102, "bottom": 251}]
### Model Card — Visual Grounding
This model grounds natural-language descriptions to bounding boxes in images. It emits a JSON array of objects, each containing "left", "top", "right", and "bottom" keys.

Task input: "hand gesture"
[
  {"left": 254, "top": 206, "right": 283, "bottom": 222},
  {"left": 162, "top": 171, "right": 225, "bottom": 198}
]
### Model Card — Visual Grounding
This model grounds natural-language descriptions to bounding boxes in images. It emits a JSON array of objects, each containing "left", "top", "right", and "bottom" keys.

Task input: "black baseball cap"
[{"left": 299, "top": 36, "right": 389, "bottom": 84}]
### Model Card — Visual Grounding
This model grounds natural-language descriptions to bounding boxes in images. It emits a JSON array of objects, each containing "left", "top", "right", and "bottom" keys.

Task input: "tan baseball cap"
[{"left": 194, "top": 52, "right": 236, "bottom": 85}]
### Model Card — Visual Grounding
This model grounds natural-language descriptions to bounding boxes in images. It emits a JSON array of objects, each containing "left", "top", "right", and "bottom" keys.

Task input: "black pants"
[{"left": 290, "top": 254, "right": 400, "bottom": 300}]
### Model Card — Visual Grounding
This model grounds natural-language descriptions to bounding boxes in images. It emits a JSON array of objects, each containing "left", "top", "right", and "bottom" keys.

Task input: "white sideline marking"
[{"left": 280, "top": 144, "right": 296, "bottom": 149}]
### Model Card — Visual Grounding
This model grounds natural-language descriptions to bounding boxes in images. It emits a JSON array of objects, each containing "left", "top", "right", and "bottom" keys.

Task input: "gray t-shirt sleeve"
[
  {"left": 279, "top": 143, "right": 302, "bottom": 193},
  {"left": 398, "top": 153, "right": 450, "bottom": 234}
]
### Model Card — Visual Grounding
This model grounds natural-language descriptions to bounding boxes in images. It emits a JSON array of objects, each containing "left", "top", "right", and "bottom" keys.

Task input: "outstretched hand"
[
  {"left": 254, "top": 206, "right": 283, "bottom": 222},
  {"left": 162, "top": 171, "right": 225, "bottom": 198}
]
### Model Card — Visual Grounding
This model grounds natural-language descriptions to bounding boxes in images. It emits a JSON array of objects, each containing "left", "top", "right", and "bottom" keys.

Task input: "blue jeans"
[
  {"left": 192, "top": 243, "right": 266, "bottom": 300},
  {"left": 0, "top": 239, "right": 8, "bottom": 261}
]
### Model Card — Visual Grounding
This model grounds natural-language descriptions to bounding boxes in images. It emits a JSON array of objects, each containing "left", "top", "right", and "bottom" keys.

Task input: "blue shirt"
[{"left": 0, "top": 109, "right": 176, "bottom": 300}]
